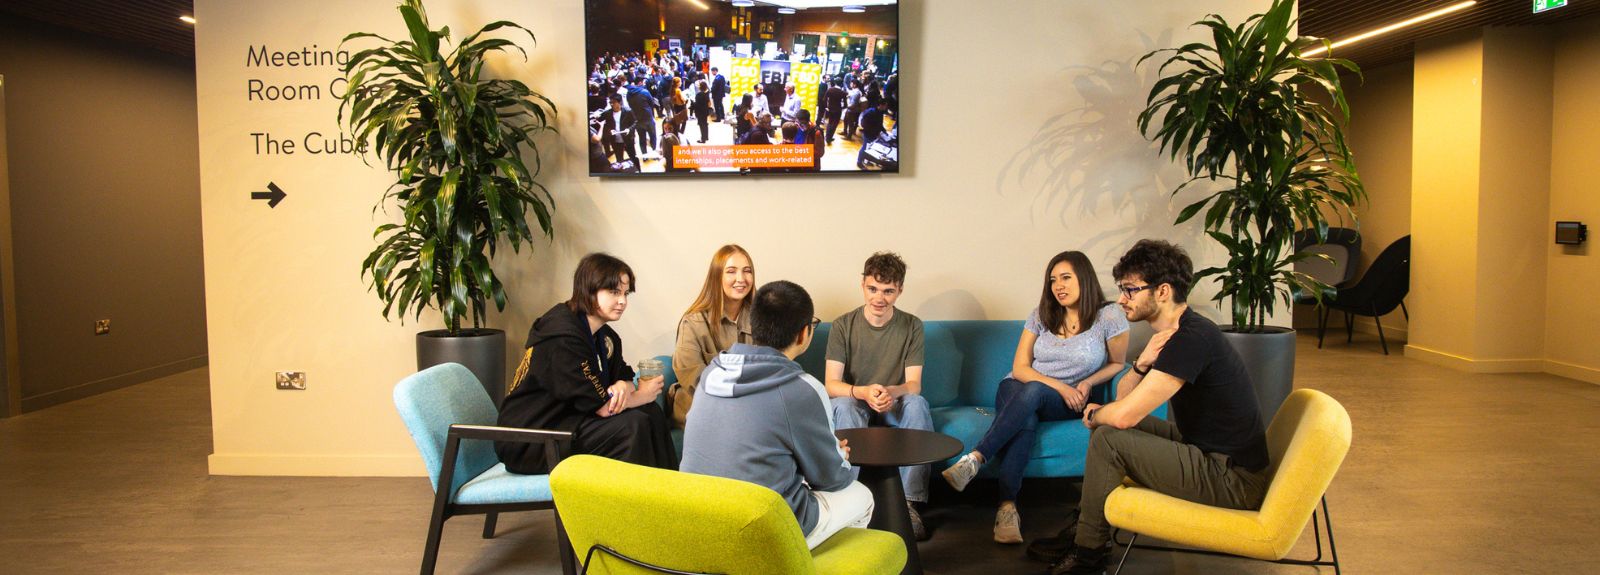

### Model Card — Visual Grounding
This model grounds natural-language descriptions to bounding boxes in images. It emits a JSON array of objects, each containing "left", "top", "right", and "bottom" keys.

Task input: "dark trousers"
[
  {"left": 573, "top": 402, "right": 677, "bottom": 471},
  {"left": 633, "top": 115, "right": 658, "bottom": 155},
  {"left": 1075, "top": 416, "right": 1269, "bottom": 548},
  {"left": 605, "top": 136, "right": 636, "bottom": 165},
  {"left": 712, "top": 95, "right": 726, "bottom": 121},
  {"left": 825, "top": 115, "right": 842, "bottom": 142},
  {"left": 974, "top": 378, "right": 1080, "bottom": 501},
  {"left": 695, "top": 112, "right": 710, "bottom": 143},
  {"left": 843, "top": 109, "right": 860, "bottom": 138}
]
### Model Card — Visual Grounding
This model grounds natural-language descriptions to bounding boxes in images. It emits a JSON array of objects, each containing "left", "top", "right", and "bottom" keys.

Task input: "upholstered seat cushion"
[
  {"left": 932, "top": 406, "right": 1096, "bottom": 477},
  {"left": 1105, "top": 485, "right": 1276, "bottom": 559},
  {"left": 453, "top": 462, "right": 553, "bottom": 505},
  {"left": 809, "top": 527, "right": 912, "bottom": 575}
]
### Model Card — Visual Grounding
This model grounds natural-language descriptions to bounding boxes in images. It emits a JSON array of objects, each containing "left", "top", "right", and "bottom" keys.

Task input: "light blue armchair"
[{"left": 393, "top": 362, "right": 575, "bottom": 575}]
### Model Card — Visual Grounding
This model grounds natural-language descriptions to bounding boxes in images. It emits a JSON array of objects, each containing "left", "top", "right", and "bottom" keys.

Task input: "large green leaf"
[
  {"left": 1137, "top": 0, "right": 1364, "bottom": 329},
  {"left": 338, "top": 3, "right": 559, "bottom": 333}
]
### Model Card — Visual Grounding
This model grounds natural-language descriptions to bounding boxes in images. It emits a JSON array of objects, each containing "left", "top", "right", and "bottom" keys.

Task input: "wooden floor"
[{"left": 4, "top": 332, "right": 1599, "bottom": 574}]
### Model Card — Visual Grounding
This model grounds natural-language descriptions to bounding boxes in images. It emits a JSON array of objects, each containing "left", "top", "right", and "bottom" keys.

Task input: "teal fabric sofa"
[{"left": 658, "top": 320, "right": 1167, "bottom": 479}]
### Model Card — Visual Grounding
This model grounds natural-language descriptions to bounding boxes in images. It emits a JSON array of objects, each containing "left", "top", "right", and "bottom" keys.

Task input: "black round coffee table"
[{"left": 836, "top": 427, "right": 963, "bottom": 575}]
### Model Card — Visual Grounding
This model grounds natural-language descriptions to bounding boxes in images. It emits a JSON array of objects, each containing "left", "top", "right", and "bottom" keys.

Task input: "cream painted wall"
[
  {"left": 1407, "top": 32, "right": 1482, "bottom": 361},
  {"left": 195, "top": 0, "right": 1274, "bottom": 475},
  {"left": 1547, "top": 17, "right": 1600, "bottom": 382},
  {"left": 1475, "top": 28, "right": 1550, "bottom": 362}
]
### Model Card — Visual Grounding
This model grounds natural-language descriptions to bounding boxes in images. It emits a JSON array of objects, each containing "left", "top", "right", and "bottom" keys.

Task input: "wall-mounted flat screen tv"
[{"left": 585, "top": 0, "right": 900, "bottom": 176}]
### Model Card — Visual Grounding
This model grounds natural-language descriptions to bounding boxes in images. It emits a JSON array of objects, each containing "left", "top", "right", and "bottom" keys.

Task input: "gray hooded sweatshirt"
[{"left": 680, "top": 343, "right": 853, "bottom": 534}]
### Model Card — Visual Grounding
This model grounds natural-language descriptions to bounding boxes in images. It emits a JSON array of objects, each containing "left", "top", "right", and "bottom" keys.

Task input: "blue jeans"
[
  {"left": 831, "top": 394, "right": 934, "bottom": 502},
  {"left": 974, "top": 378, "right": 1081, "bottom": 501}
]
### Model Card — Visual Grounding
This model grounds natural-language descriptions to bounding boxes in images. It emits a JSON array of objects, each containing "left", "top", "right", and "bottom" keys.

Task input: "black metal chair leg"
[
  {"left": 1401, "top": 300, "right": 1409, "bottom": 322},
  {"left": 1345, "top": 312, "right": 1354, "bottom": 343},
  {"left": 420, "top": 503, "right": 448, "bottom": 575},
  {"left": 1112, "top": 533, "right": 1137, "bottom": 575},
  {"left": 1318, "top": 307, "right": 1329, "bottom": 348},
  {"left": 482, "top": 512, "right": 498, "bottom": 539},
  {"left": 1373, "top": 304, "right": 1389, "bottom": 355},
  {"left": 1305, "top": 509, "right": 1322, "bottom": 562},
  {"left": 1323, "top": 496, "right": 1341, "bottom": 575},
  {"left": 557, "top": 509, "right": 578, "bottom": 575}
]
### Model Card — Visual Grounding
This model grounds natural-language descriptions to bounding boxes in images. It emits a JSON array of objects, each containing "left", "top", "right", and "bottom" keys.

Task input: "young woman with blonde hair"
[{"left": 669, "top": 244, "right": 756, "bottom": 427}]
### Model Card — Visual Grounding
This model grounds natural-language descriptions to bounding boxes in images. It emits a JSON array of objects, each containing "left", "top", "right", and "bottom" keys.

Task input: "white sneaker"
[
  {"left": 994, "top": 505, "right": 1023, "bottom": 544},
  {"left": 941, "top": 452, "right": 981, "bottom": 492}
]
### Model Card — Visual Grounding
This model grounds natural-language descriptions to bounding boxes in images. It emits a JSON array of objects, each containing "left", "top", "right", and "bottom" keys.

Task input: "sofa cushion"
[
  {"left": 931, "top": 406, "right": 1095, "bottom": 478},
  {"left": 919, "top": 322, "right": 961, "bottom": 407}
]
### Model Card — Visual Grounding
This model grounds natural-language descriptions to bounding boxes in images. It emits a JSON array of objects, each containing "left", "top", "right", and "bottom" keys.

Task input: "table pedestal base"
[{"left": 860, "top": 465, "right": 922, "bottom": 575}]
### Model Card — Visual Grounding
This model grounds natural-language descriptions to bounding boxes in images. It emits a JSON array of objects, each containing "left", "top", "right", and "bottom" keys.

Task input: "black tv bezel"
[{"left": 582, "top": 0, "right": 901, "bottom": 178}]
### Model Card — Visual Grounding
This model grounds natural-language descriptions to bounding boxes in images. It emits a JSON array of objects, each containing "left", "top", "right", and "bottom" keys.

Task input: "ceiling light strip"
[{"left": 1303, "top": 1, "right": 1477, "bottom": 57}]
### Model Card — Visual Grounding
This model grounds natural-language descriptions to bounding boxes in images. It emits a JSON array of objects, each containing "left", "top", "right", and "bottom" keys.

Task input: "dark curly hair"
[
  {"left": 862, "top": 251, "right": 907, "bottom": 286},
  {"left": 1112, "top": 240, "right": 1194, "bottom": 303}
]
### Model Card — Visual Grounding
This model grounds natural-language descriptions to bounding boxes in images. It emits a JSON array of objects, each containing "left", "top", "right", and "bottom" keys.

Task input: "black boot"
[
  {"left": 1048, "top": 543, "right": 1110, "bottom": 575},
  {"left": 1025, "top": 509, "right": 1079, "bottom": 563}
]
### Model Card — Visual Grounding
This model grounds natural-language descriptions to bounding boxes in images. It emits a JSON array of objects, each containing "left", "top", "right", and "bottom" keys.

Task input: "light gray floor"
[{"left": 3, "top": 333, "right": 1599, "bottom": 574}]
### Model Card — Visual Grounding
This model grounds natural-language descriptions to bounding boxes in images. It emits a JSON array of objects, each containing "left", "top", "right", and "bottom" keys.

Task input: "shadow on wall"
[
  {"left": 994, "top": 30, "right": 1212, "bottom": 258},
  {"left": 914, "top": 289, "right": 988, "bottom": 321}
]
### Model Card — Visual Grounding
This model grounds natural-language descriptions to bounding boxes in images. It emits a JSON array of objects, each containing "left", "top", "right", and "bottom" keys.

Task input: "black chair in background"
[
  {"left": 1292, "top": 227, "right": 1363, "bottom": 305},
  {"left": 1319, "top": 235, "right": 1411, "bottom": 355}
]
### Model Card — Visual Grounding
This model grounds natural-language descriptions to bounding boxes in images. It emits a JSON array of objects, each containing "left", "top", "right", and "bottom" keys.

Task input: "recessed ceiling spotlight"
[
  {"left": 778, "top": 7, "right": 796, "bottom": 14},
  {"left": 179, "top": 15, "right": 196, "bottom": 24},
  {"left": 842, "top": 5, "right": 866, "bottom": 13}
]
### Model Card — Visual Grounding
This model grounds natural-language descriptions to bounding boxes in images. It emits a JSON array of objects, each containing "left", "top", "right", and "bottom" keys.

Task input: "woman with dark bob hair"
[
  {"left": 940, "top": 251, "right": 1128, "bottom": 544},
  {"left": 495, "top": 253, "right": 675, "bottom": 474}
]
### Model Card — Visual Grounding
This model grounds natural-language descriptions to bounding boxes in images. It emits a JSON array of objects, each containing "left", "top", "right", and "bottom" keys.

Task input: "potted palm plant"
[
  {"left": 1137, "top": 0, "right": 1363, "bottom": 418},
  {"left": 339, "top": 0, "right": 556, "bottom": 404}
]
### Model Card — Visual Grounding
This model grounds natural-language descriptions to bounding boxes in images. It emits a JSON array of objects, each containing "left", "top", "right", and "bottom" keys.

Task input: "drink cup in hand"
[{"left": 636, "top": 358, "right": 664, "bottom": 383}]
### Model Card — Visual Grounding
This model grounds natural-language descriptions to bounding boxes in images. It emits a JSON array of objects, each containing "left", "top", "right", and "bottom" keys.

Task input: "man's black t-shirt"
[{"left": 1150, "top": 308, "right": 1270, "bottom": 471}]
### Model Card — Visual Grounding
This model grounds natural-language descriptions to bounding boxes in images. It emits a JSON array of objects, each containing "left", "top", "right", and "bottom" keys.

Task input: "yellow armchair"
[
  {"left": 550, "top": 455, "right": 907, "bottom": 575},
  {"left": 1104, "top": 388, "right": 1352, "bottom": 574}
]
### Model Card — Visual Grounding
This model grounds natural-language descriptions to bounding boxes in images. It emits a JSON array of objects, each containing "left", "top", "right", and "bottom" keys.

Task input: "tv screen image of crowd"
[{"left": 585, "top": 0, "right": 900, "bottom": 176}]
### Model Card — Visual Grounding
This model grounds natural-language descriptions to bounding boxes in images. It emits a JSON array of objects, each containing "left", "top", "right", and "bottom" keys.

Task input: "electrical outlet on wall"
[
  {"left": 94, "top": 319, "right": 111, "bottom": 335},
  {"left": 275, "top": 371, "right": 306, "bottom": 390}
]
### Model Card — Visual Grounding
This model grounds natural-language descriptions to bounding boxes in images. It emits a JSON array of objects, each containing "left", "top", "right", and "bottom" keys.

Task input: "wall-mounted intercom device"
[{"left": 1555, "top": 221, "right": 1587, "bottom": 245}]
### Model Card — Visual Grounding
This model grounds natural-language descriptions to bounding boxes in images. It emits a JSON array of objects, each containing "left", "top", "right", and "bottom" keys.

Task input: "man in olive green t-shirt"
[{"left": 825, "top": 252, "right": 933, "bottom": 539}]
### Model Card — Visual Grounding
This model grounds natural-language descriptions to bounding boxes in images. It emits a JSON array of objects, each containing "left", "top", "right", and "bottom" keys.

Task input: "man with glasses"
[
  {"left": 825, "top": 251, "right": 934, "bottom": 539},
  {"left": 681, "top": 281, "right": 874, "bottom": 549},
  {"left": 1049, "top": 240, "right": 1270, "bottom": 575}
]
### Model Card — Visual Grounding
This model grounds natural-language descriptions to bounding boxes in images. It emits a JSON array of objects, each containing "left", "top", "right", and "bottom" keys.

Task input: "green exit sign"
[{"left": 1535, "top": 0, "right": 1567, "bottom": 13}]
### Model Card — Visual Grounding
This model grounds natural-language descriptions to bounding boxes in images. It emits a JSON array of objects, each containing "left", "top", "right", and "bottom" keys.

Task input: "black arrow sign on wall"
[{"left": 251, "top": 182, "right": 287, "bottom": 208}]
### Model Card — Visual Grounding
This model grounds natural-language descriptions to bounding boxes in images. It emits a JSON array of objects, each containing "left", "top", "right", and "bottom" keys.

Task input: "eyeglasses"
[
  {"left": 1117, "top": 284, "right": 1156, "bottom": 298},
  {"left": 811, "top": 317, "right": 822, "bottom": 328}
]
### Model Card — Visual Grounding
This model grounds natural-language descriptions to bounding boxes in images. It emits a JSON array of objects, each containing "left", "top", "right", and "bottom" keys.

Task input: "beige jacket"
[{"left": 670, "top": 309, "right": 753, "bottom": 427}]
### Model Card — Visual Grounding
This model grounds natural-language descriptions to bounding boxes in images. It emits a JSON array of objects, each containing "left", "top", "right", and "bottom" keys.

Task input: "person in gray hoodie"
[{"left": 680, "top": 280, "right": 875, "bottom": 549}]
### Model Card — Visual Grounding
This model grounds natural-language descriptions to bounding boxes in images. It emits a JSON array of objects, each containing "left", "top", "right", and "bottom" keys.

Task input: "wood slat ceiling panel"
[
  {"left": 1300, "top": 0, "right": 1600, "bottom": 71},
  {"left": 3, "top": 1, "right": 1598, "bottom": 68},
  {"left": 0, "top": 0, "right": 195, "bottom": 57}
]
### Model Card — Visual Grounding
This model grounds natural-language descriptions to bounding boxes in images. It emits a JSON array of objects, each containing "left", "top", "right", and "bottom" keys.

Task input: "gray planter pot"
[
  {"left": 417, "top": 328, "right": 507, "bottom": 406},
  {"left": 1220, "top": 327, "right": 1296, "bottom": 424}
]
